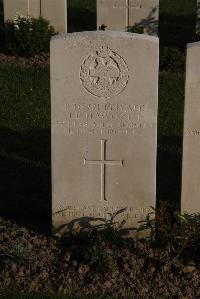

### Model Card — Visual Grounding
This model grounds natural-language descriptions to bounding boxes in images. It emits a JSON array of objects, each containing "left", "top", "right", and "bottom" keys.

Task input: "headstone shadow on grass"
[
  {"left": 68, "top": 0, "right": 96, "bottom": 32},
  {"left": 156, "top": 135, "right": 182, "bottom": 211},
  {"left": 197, "top": 1, "right": 200, "bottom": 35},
  {"left": 159, "top": 0, "right": 196, "bottom": 47},
  {"left": 0, "top": 0, "right": 4, "bottom": 51},
  {"left": 0, "top": 127, "right": 51, "bottom": 233}
]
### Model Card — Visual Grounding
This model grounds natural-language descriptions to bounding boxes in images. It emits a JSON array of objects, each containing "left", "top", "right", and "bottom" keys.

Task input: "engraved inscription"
[
  {"left": 80, "top": 45, "right": 129, "bottom": 99},
  {"left": 187, "top": 129, "right": 200, "bottom": 136},
  {"left": 53, "top": 102, "right": 155, "bottom": 136},
  {"left": 84, "top": 139, "right": 124, "bottom": 201},
  {"left": 53, "top": 205, "right": 153, "bottom": 221}
]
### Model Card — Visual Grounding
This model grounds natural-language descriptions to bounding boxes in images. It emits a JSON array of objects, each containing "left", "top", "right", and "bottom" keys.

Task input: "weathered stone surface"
[
  {"left": 41, "top": 0, "right": 67, "bottom": 33},
  {"left": 97, "top": 0, "right": 159, "bottom": 36},
  {"left": 181, "top": 42, "right": 200, "bottom": 214},
  {"left": 4, "top": 0, "right": 40, "bottom": 20},
  {"left": 51, "top": 31, "right": 159, "bottom": 236}
]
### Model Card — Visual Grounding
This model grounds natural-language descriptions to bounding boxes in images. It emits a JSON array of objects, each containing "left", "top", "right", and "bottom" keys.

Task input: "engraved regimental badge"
[{"left": 80, "top": 45, "right": 129, "bottom": 99}]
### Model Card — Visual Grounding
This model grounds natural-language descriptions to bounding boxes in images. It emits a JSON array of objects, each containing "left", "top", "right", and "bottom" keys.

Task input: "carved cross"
[
  {"left": 27, "top": 0, "right": 42, "bottom": 16},
  {"left": 84, "top": 139, "right": 124, "bottom": 202},
  {"left": 113, "top": 0, "right": 143, "bottom": 27},
  {"left": 113, "top": 0, "right": 155, "bottom": 28},
  {"left": 27, "top": 0, "right": 30, "bottom": 15}
]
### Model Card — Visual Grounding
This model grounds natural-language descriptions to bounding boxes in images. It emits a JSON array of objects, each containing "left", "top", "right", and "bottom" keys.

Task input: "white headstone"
[
  {"left": 4, "top": 0, "right": 40, "bottom": 20},
  {"left": 3, "top": 0, "right": 67, "bottom": 33},
  {"left": 97, "top": 0, "right": 159, "bottom": 36},
  {"left": 181, "top": 42, "right": 200, "bottom": 214},
  {"left": 51, "top": 31, "right": 159, "bottom": 236},
  {"left": 41, "top": 0, "right": 67, "bottom": 33}
]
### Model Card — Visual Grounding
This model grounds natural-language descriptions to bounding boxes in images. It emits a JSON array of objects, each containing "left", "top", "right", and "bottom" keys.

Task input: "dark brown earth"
[
  {"left": 0, "top": 53, "right": 49, "bottom": 66},
  {"left": 0, "top": 217, "right": 200, "bottom": 298}
]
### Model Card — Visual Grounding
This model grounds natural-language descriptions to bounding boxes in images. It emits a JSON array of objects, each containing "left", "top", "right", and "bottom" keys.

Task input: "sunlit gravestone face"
[
  {"left": 182, "top": 42, "right": 200, "bottom": 215},
  {"left": 51, "top": 31, "right": 159, "bottom": 236},
  {"left": 3, "top": 0, "right": 67, "bottom": 33},
  {"left": 97, "top": 0, "right": 159, "bottom": 35},
  {"left": 3, "top": 0, "right": 41, "bottom": 20}
]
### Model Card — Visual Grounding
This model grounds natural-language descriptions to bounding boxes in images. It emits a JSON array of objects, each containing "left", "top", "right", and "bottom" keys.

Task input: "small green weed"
[
  {"left": 83, "top": 232, "right": 117, "bottom": 273},
  {"left": 128, "top": 25, "right": 144, "bottom": 34},
  {"left": 63, "top": 213, "right": 130, "bottom": 274},
  {"left": 143, "top": 203, "right": 200, "bottom": 259}
]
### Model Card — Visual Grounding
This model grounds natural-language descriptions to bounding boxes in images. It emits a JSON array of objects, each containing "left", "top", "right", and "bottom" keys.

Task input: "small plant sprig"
[
  {"left": 83, "top": 232, "right": 118, "bottom": 273},
  {"left": 142, "top": 202, "right": 200, "bottom": 258},
  {"left": 128, "top": 25, "right": 144, "bottom": 34},
  {"left": 63, "top": 211, "right": 129, "bottom": 274}
]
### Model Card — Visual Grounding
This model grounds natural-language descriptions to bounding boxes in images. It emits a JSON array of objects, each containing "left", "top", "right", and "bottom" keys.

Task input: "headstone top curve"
[
  {"left": 187, "top": 41, "right": 200, "bottom": 48},
  {"left": 51, "top": 31, "right": 159, "bottom": 43}
]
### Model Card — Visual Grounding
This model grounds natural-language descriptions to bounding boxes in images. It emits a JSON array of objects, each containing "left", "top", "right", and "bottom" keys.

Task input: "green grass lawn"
[
  {"left": 159, "top": 0, "right": 197, "bottom": 46},
  {"left": 0, "top": 64, "right": 184, "bottom": 220},
  {"left": 67, "top": 0, "right": 96, "bottom": 32},
  {"left": 0, "top": 65, "right": 51, "bottom": 223},
  {"left": 157, "top": 72, "right": 184, "bottom": 207}
]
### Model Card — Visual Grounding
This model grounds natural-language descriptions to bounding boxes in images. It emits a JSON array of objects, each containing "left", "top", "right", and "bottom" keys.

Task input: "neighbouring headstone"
[
  {"left": 181, "top": 42, "right": 200, "bottom": 215},
  {"left": 41, "top": 0, "right": 67, "bottom": 33},
  {"left": 51, "top": 31, "right": 159, "bottom": 236},
  {"left": 3, "top": 0, "right": 67, "bottom": 33},
  {"left": 97, "top": 0, "right": 159, "bottom": 36},
  {"left": 4, "top": 0, "right": 40, "bottom": 20}
]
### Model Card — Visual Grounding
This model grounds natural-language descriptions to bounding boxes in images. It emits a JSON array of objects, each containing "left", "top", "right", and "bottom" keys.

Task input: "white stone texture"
[
  {"left": 3, "top": 0, "right": 67, "bottom": 32},
  {"left": 51, "top": 31, "right": 159, "bottom": 236},
  {"left": 181, "top": 42, "right": 200, "bottom": 214},
  {"left": 4, "top": 0, "right": 40, "bottom": 20},
  {"left": 97, "top": 0, "right": 159, "bottom": 36}
]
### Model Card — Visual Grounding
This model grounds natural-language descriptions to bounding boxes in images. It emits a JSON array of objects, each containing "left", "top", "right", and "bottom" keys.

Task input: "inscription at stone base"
[{"left": 53, "top": 205, "right": 153, "bottom": 225}]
